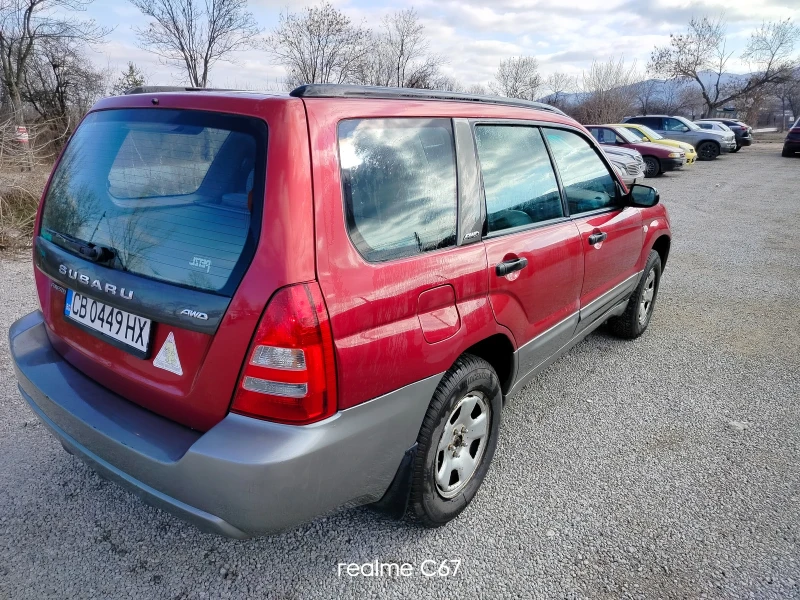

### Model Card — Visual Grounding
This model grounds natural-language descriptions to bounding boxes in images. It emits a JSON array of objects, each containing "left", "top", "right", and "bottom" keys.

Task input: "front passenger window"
[
  {"left": 474, "top": 125, "right": 564, "bottom": 233},
  {"left": 544, "top": 128, "right": 618, "bottom": 215}
]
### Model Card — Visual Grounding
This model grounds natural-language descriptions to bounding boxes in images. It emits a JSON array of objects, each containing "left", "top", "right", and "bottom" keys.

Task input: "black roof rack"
[
  {"left": 289, "top": 84, "right": 567, "bottom": 116},
  {"left": 125, "top": 86, "right": 239, "bottom": 95}
]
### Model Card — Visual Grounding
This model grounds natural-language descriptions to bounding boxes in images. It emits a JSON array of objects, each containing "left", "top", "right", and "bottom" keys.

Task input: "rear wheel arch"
[
  {"left": 651, "top": 235, "right": 671, "bottom": 270},
  {"left": 461, "top": 334, "right": 516, "bottom": 395}
]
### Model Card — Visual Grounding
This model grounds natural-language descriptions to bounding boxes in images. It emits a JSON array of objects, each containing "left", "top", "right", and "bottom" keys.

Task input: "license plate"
[{"left": 64, "top": 289, "right": 151, "bottom": 354}]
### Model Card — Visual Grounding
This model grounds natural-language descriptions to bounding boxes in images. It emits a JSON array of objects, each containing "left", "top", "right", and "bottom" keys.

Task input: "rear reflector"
[{"left": 231, "top": 282, "right": 337, "bottom": 424}]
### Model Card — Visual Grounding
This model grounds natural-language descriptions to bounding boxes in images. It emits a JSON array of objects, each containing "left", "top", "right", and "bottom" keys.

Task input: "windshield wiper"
[{"left": 45, "top": 228, "right": 118, "bottom": 265}]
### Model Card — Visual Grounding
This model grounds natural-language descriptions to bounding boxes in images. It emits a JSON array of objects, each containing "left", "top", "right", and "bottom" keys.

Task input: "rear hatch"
[{"left": 33, "top": 104, "right": 278, "bottom": 431}]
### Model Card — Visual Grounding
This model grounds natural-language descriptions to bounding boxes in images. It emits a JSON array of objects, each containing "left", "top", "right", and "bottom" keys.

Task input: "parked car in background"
[
  {"left": 783, "top": 117, "right": 800, "bottom": 157},
  {"left": 695, "top": 118, "right": 753, "bottom": 151},
  {"left": 623, "top": 115, "right": 736, "bottom": 160},
  {"left": 9, "top": 84, "right": 673, "bottom": 537},
  {"left": 601, "top": 145, "right": 645, "bottom": 186},
  {"left": 587, "top": 124, "right": 685, "bottom": 178},
  {"left": 616, "top": 123, "right": 697, "bottom": 164}
]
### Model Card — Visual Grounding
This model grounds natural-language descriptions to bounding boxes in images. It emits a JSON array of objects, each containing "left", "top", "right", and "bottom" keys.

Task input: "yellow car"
[{"left": 614, "top": 123, "right": 698, "bottom": 164}]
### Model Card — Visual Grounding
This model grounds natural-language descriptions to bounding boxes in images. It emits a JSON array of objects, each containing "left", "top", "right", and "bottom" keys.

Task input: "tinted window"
[
  {"left": 474, "top": 125, "right": 563, "bottom": 233},
  {"left": 697, "top": 123, "right": 713, "bottom": 130},
  {"left": 630, "top": 117, "right": 661, "bottom": 129},
  {"left": 664, "top": 118, "right": 688, "bottom": 131},
  {"left": 623, "top": 127, "right": 646, "bottom": 141},
  {"left": 339, "top": 118, "right": 457, "bottom": 262},
  {"left": 544, "top": 128, "right": 618, "bottom": 214},
  {"left": 589, "top": 127, "right": 617, "bottom": 145},
  {"left": 40, "top": 109, "right": 266, "bottom": 294}
]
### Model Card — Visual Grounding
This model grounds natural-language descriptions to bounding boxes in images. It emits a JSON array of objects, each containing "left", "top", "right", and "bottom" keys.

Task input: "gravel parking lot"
[{"left": 1, "top": 144, "right": 798, "bottom": 599}]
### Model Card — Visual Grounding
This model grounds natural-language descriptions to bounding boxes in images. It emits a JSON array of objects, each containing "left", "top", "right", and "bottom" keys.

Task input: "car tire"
[
  {"left": 697, "top": 141, "right": 720, "bottom": 160},
  {"left": 730, "top": 145, "right": 740, "bottom": 153},
  {"left": 643, "top": 156, "right": 660, "bottom": 178},
  {"left": 607, "top": 250, "right": 662, "bottom": 340},
  {"left": 408, "top": 354, "right": 502, "bottom": 528}
]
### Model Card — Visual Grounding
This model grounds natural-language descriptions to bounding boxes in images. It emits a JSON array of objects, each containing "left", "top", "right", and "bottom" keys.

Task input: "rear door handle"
[
  {"left": 495, "top": 257, "right": 528, "bottom": 277},
  {"left": 588, "top": 231, "right": 608, "bottom": 245}
]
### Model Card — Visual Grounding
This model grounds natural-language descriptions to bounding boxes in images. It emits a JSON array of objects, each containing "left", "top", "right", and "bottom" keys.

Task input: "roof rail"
[
  {"left": 289, "top": 84, "right": 567, "bottom": 116},
  {"left": 125, "top": 86, "right": 238, "bottom": 95}
]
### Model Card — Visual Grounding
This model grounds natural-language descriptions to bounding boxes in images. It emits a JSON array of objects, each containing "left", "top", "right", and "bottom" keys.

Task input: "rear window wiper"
[{"left": 44, "top": 229, "right": 118, "bottom": 265}]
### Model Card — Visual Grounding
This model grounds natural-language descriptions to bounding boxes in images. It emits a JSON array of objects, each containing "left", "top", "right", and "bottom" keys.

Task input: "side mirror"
[
  {"left": 681, "top": 126, "right": 690, "bottom": 132},
  {"left": 627, "top": 184, "right": 660, "bottom": 207}
]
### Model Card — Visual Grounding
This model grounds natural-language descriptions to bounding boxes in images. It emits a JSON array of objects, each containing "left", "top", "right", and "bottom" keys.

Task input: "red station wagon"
[{"left": 9, "top": 85, "right": 672, "bottom": 537}]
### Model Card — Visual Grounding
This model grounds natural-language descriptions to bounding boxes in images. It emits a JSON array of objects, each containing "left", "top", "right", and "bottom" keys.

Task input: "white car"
[{"left": 601, "top": 145, "right": 645, "bottom": 186}]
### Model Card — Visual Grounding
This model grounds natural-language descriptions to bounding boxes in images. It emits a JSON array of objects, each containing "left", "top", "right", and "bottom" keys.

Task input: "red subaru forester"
[{"left": 9, "top": 85, "right": 671, "bottom": 537}]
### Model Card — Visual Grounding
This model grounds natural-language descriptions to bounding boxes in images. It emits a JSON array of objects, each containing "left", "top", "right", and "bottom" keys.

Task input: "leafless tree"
[
  {"left": 572, "top": 57, "right": 638, "bottom": 123},
  {"left": 490, "top": 56, "right": 543, "bottom": 100},
  {"left": 541, "top": 72, "right": 576, "bottom": 109},
  {"left": 650, "top": 16, "right": 799, "bottom": 117},
  {"left": 265, "top": 2, "right": 369, "bottom": 89},
  {"left": 0, "top": 0, "right": 107, "bottom": 128},
  {"left": 22, "top": 36, "right": 109, "bottom": 131},
  {"left": 428, "top": 75, "right": 462, "bottom": 92},
  {"left": 774, "top": 67, "right": 800, "bottom": 129},
  {"left": 130, "top": 0, "right": 259, "bottom": 88},
  {"left": 353, "top": 8, "right": 444, "bottom": 89},
  {"left": 466, "top": 83, "right": 487, "bottom": 95}
]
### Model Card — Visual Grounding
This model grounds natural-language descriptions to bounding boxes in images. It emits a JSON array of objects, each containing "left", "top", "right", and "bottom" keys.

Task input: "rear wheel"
[
  {"left": 607, "top": 250, "right": 662, "bottom": 339},
  {"left": 408, "top": 354, "right": 502, "bottom": 527},
  {"left": 730, "top": 145, "right": 740, "bottom": 153},
  {"left": 697, "top": 141, "right": 720, "bottom": 160},
  {"left": 643, "top": 156, "right": 661, "bottom": 178}
]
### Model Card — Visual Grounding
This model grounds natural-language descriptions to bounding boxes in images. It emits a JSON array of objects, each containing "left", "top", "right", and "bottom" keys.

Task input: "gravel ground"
[{"left": 1, "top": 144, "right": 798, "bottom": 599}]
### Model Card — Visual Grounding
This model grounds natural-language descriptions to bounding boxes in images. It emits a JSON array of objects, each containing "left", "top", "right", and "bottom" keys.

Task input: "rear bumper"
[
  {"left": 783, "top": 141, "right": 800, "bottom": 153},
  {"left": 737, "top": 136, "right": 752, "bottom": 147},
  {"left": 10, "top": 311, "right": 441, "bottom": 537}
]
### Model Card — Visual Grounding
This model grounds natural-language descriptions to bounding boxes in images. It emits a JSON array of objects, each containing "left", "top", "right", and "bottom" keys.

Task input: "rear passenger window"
[
  {"left": 338, "top": 118, "right": 457, "bottom": 262},
  {"left": 474, "top": 125, "right": 563, "bottom": 233},
  {"left": 544, "top": 128, "right": 618, "bottom": 214}
]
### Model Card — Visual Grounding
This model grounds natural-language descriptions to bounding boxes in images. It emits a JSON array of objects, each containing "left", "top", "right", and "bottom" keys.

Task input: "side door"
[
  {"left": 663, "top": 117, "right": 692, "bottom": 144},
  {"left": 543, "top": 127, "right": 643, "bottom": 329},
  {"left": 474, "top": 122, "right": 584, "bottom": 378}
]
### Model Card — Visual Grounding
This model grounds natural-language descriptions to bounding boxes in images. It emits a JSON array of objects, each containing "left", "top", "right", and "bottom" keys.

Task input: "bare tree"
[
  {"left": 353, "top": 8, "right": 443, "bottom": 89},
  {"left": 466, "top": 83, "right": 487, "bottom": 95},
  {"left": 650, "top": 16, "right": 798, "bottom": 117},
  {"left": 0, "top": 0, "right": 107, "bottom": 128},
  {"left": 130, "top": 0, "right": 259, "bottom": 88},
  {"left": 774, "top": 67, "right": 800, "bottom": 129},
  {"left": 111, "top": 62, "right": 147, "bottom": 95},
  {"left": 542, "top": 72, "right": 576, "bottom": 109},
  {"left": 22, "top": 36, "right": 109, "bottom": 131},
  {"left": 573, "top": 57, "right": 638, "bottom": 123},
  {"left": 265, "top": 2, "right": 368, "bottom": 88},
  {"left": 490, "top": 56, "right": 543, "bottom": 100}
]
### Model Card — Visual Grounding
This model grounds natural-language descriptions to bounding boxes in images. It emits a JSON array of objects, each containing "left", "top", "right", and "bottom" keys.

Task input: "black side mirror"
[{"left": 628, "top": 184, "right": 660, "bottom": 207}]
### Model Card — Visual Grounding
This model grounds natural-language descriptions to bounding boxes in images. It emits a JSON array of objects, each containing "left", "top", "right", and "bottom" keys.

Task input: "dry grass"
[{"left": 0, "top": 167, "right": 50, "bottom": 252}]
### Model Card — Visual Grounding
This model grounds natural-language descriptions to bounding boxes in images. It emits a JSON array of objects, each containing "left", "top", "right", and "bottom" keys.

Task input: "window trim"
[
  {"left": 470, "top": 119, "right": 573, "bottom": 238},
  {"left": 335, "top": 116, "right": 460, "bottom": 264},
  {"left": 539, "top": 124, "right": 624, "bottom": 219}
]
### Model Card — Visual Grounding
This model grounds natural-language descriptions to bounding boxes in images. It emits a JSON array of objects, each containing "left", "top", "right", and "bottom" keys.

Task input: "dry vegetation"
[{"left": 0, "top": 119, "right": 63, "bottom": 251}]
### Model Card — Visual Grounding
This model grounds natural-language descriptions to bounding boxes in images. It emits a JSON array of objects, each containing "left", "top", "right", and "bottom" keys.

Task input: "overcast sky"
[{"left": 85, "top": 0, "right": 800, "bottom": 89}]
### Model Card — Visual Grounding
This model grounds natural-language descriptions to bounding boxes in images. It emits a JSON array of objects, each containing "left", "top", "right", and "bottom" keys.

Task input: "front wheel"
[
  {"left": 697, "top": 141, "right": 720, "bottom": 160},
  {"left": 408, "top": 354, "right": 502, "bottom": 527},
  {"left": 643, "top": 156, "right": 661, "bottom": 178},
  {"left": 607, "top": 250, "right": 662, "bottom": 339}
]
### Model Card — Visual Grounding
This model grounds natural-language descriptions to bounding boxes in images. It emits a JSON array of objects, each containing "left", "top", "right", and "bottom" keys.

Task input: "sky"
[{"left": 81, "top": 0, "right": 800, "bottom": 90}]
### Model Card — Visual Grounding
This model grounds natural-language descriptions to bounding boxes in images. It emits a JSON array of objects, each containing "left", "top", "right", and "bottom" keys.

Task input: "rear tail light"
[{"left": 232, "top": 282, "right": 337, "bottom": 424}]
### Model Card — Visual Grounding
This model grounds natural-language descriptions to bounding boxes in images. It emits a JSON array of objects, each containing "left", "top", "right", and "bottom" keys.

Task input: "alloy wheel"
[
  {"left": 435, "top": 392, "right": 491, "bottom": 498},
  {"left": 638, "top": 269, "right": 656, "bottom": 325}
]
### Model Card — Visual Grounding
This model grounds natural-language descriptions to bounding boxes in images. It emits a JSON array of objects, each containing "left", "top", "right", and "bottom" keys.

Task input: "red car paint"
[{"left": 32, "top": 91, "right": 671, "bottom": 431}]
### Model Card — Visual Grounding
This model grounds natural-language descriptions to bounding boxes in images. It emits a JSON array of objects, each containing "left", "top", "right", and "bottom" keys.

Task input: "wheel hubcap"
[
  {"left": 638, "top": 269, "right": 656, "bottom": 325},
  {"left": 644, "top": 160, "right": 657, "bottom": 177},
  {"left": 435, "top": 392, "right": 490, "bottom": 498}
]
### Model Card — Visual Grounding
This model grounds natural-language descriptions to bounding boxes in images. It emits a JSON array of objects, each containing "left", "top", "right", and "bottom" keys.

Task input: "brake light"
[{"left": 232, "top": 283, "right": 337, "bottom": 424}]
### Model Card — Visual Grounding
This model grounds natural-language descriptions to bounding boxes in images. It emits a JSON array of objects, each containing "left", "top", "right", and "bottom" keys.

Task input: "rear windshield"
[{"left": 40, "top": 109, "right": 267, "bottom": 295}]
